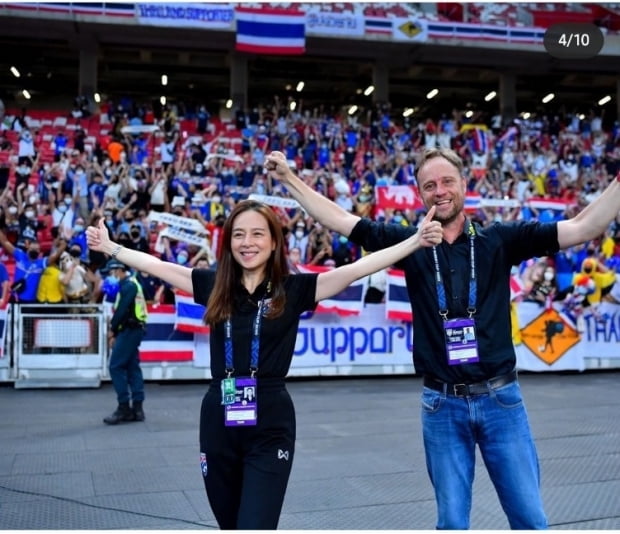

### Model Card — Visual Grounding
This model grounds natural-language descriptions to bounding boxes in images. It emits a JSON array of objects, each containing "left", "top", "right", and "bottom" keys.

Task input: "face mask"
[
  {"left": 211, "top": 196, "right": 221, "bottom": 204},
  {"left": 25, "top": 210, "right": 35, "bottom": 219},
  {"left": 8, "top": 206, "right": 17, "bottom": 215},
  {"left": 69, "top": 249, "right": 81, "bottom": 258},
  {"left": 339, "top": 236, "right": 348, "bottom": 244},
  {"left": 393, "top": 215, "right": 403, "bottom": 223},
  {"left": 584, "top": 268, "right": 592, "bottom": 274},
  {"left": 29, "top": 195, "right": 37, "bottom": 204},
  {"left": 358, "top": 195, "right": 370, "bottom": 203},
  {"left": 295, "top": 230, "right": 304, "bottom": 239},
  {"left": 108, "top": 275, "right": 119, "bottom": 284},
  {"left": 73, "top": 225, "right": 84, "bottom": 233},
  {"left": 130, "top": 230, "right": 140, "bottom": 239},
  {"left": 177, "top": 254, "right": 188, "bottom": 265},
  {"left": 543, "top": 272, "right": 554, "bottom": 282},
  {"left": 28, "top": 250, "right": 39, "bottom": 260},
  {"left": 64, "top": 198, "right": 72, "bottom": 205},
  {"left": 58, "top": 205, "right": 67, "bottom": 213}
]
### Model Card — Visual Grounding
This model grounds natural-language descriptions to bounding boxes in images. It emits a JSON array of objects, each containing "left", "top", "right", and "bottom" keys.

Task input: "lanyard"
[
  {"left": 224, "top": 282, "right": 270, "bottom": 378},
  {"left": 431, "top": 218, "right": 477, "bottom": 320}
]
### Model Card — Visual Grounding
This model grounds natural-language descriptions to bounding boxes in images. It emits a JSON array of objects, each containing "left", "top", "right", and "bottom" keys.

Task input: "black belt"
[{"left": 423, "top": 370, "right": 518, "bottom": 397}]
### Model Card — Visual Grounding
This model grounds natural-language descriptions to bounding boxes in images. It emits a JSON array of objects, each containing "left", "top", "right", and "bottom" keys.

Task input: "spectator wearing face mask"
[
  {"left": 59, "top": 245, "right": 93, "bottom": 304},
  {"left": 17, "top": 128, "right": 36, "bottom": 167},
  {"left": 127, "top": 222, "right": 149, "bottom": 253},
  {"left": 287, "top": 221, "right": 309, "bottom": 263},
  {"left": 68, "top": 218, "right": 88, "bottom": 261},
  {"left": 0, "top": 230, "right": 62, "bottom": 304},
  {"left": 51, "top": 191, "right": 77, "bottom": 231}
]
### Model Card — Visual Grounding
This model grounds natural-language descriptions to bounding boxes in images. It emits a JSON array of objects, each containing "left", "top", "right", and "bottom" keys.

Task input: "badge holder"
[
  {"left": 222, "top": 368, "right": 258, "bottom": 427},
  {"left": 442, "top": 310, "right": 480, "bottom": 366}
]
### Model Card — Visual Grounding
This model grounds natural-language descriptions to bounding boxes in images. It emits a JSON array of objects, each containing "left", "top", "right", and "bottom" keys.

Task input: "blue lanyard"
[
  {"left": 431, "top": 219, "right": 477, "bottom": 320},
  {"left": 224, "top": 283, "right": 270, "bottom": 378}
]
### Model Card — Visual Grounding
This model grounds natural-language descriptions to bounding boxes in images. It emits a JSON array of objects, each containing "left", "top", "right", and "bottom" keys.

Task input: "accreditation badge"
[
  {"left": 224, "top": 376, "right": 258, "bottom": 427},
  {"left": 443, "top": 317, "right": 480, "bottom": 365}
]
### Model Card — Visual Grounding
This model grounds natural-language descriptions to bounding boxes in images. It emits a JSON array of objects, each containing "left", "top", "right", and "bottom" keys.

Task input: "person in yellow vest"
[{"left": 103, "top": 258, "right": 148, "bottom": 425}]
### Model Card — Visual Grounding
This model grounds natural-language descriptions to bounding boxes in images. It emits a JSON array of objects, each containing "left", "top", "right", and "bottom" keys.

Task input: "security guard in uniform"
[{"left": 103, "top": 258, "right": 148, "bottom": 425}]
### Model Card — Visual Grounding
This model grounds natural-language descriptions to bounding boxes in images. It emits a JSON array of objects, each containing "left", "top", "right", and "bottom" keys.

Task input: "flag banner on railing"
[
  {"left": 235, "top": 6, "right": 305, "bottom": 55},
  {"left": 385, "top": 269, "right": 412, "bottom": 322},
  {"left": 174, "top": 290, "right": 209, "bottom": 334},
  {"left": 297, "top": 264, "right": 367, "bottom": 316},
  {"left": 140, "top": 304, "right": 195, "bottom": 361}
]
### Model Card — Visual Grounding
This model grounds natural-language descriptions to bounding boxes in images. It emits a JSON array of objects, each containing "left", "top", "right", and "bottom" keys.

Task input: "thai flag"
[
  {"left": 526, "top": 197, "right": 575, "bottom": 212},
  {"left": 510, "top": 274, "right": 525, "bottom": 301},
  {"left": 298, "top": 265, "right": 367, "bottom": 316},
  {"left": 464, "top": 193, "right": 482, "bottom": 212},
  {"left": 472, "top": 128, "right": 489, "bottom": 153},
  {"left": 235, "top": 6, "right": 305, "bottom": 55},
  {"left": 364, "top": 17, "right": 392, "bottom": 35},
  {"left": 385, "top": 269, "right": 412, "bottom": 322},
  {"left": 498, "top": 125, "right": 518, "bottom": 145},
  {"left": 140, "top": 304, "right": 196, "bottom": 362},
  {"left": 174, "top": 290, "right": 210, "bottom": 334}
]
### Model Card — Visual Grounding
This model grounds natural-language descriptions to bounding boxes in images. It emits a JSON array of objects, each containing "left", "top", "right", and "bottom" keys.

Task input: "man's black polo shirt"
[{"left": 349, "top": 218, "right": 559, "bottom": 383}]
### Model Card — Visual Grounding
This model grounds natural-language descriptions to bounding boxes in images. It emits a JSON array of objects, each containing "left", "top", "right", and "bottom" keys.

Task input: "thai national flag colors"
[
  {"left": 235, "top": 7, "right": 305, "bottom": 55},
  {"left": 140, "top": 304, "right": 195, "bottom": 362},
  {"left": 472, "top": 128, "right": 489, "bottom": 153},
  {"left": 364, "top": 17, "right": 392, "bottom": 35},
  {"left": 298, "top": 265, "right": 367, "bottom": 316},
  {"left": 174, "top": 291, "right": 209, "bottom": 334},
  {"left": 464, "top": 193, "right": 482, "bottom": 212},
  {"left": 385, "top": 269, "right": 412, "bottom": 322}
]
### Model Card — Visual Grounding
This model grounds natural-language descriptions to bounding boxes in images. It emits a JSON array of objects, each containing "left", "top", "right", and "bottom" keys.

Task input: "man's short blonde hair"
[{"left": 415, "top": 148, "right": 464, "bottom": 177}]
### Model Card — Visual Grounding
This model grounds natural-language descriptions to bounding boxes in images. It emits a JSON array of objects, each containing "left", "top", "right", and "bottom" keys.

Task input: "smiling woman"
[{"left": 86, "top": 193, "right": 441, "bottom": 529}]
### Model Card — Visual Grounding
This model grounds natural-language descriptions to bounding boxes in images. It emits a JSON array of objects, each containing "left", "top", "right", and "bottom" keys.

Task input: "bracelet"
[{"left": 110, "top": 245, "right": 122, "bottom": 259}]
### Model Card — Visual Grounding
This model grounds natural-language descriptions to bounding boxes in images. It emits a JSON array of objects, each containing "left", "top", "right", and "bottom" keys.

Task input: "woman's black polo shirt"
[{"left": 192, "top": 269, "right": 317, "bottom": 380}]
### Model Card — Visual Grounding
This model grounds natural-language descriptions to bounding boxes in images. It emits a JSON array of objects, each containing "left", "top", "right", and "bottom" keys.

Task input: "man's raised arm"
[{"left": 264, "top": 151, "right": 360, "bottom": 237}]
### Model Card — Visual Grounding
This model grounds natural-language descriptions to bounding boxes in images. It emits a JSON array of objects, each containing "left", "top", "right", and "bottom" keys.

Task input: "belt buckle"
[{"left": 453, "top": 383, "right": 468, "bottom": 396}]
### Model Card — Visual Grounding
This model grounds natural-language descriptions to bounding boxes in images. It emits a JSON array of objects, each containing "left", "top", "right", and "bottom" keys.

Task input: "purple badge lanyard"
[
  {"left": 224, "top": 289, "right": 269, "bottom": 379},
  {"left": 431, "top": 219, "right": 477, "bottom": 320}
]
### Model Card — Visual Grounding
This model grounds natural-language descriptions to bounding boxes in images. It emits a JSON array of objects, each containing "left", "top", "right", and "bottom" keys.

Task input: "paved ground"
[{"left": 0, "top": 370, "right": 619, "bottom": 530}]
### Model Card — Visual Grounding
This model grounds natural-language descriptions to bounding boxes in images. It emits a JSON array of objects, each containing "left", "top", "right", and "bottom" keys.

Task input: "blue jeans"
[
  {"left": 109, "top": 327, "right": 145, "bottom": 404},
  {"left": 421, "top": 380, "right": 548, "bottom": 530}
]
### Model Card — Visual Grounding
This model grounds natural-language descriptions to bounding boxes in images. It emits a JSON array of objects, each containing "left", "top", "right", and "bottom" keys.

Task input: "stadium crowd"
[{"left": 0, "top": 95, "right": 618, "bottom": 313}]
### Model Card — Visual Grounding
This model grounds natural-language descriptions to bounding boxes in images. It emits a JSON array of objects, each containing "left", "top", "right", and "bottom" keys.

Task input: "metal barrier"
[{"left": 8, "top": 303, "right": 107, "bottom": 389}]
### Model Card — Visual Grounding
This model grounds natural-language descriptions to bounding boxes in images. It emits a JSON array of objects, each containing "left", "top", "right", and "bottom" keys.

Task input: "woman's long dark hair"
[{"left": 205, "top": 200, "right": 289, "bottom": 325}]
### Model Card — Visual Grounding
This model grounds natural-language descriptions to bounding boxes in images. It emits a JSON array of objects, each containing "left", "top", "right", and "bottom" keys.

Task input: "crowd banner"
[
  {"left": 135, "top": 2, "right": 234, "bottom": 29},
  {"left": 2, "top": 2, "right": 135, "bottom": 18},
  {"left": 306, "top": 11, "right": 364, "bottom": 38}
]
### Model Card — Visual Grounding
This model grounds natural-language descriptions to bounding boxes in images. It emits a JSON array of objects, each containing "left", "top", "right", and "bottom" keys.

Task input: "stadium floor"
[{"left": 0, "top": 370, "right": 619, "bottom": 530}]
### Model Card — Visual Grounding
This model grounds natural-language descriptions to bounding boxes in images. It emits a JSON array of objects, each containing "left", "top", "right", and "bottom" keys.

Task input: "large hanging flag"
[{"left": 235, "top": 6, "right": 306, "bottom": 55}]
